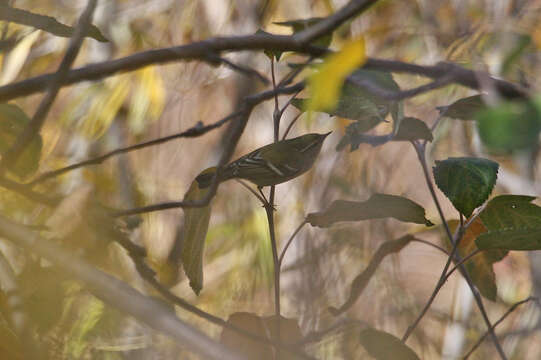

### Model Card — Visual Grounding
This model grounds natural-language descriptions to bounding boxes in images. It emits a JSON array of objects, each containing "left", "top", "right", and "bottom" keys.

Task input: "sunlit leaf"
[
  {"left": 433, "top": 157, "right": 498, "bottom": 218},
  {"left": 476, "top": 101, "right": 541, "bottom": 153},
  {"left": 393, "top": 117, "right": 433, "bottom": 142},
  {"left": 220, "top": 312, "right": 302, "bottom": 360},
  {"left": 306, "top": 37, "right": 367, "bottom": 112},
  {"left": 177, "top": 170, "right": 213, "bottom": 295},
  {"left": 128, "top": 66, "right": 165, "bottom": 135},
  {"left": 359, "top": 328, "right": 420, "bottom": 360},
  {"left": 82, "top": 77, "right": 130, "bottom": 139},
  {"left": 0, "top": 103, "right": 42, "bottom": 179},
  {"left": 0, "top": 30, "right": 41, "bottom": 85},
  {"left": 307, "top": 193, "right": 433, "bottom": 228},
  {"left": 294, "top": 68, "right": 400, "bottom": 126},
  {"left": 0, "top": 5, "right": 107, "bottom": 42},
  {"left": 64, "top": 296, "right": 104, "bottom": 358},
  {"left": 437, "top": 95, "right": 486, "bottom": 120},
  {"left": 448, "top": 218, "right": 500, "bottom": 300}
]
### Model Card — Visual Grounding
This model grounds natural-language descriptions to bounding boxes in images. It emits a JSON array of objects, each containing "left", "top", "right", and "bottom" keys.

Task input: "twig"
[
  {"left": 410, "top": 238, "right": 450, "bottom": 256},
  {"left": 0, "top": 0, "right": 98, "bottom": 175},
  {"left": 235, "top": 179, "right": 266, "bottom": 204},
  {"left": 281, "top": 113, "right": 303, "bottom": 140},
  {"left": 278, "top": 220, "right": 307, "bottom": 267},
  {"left": 329, "top": 234, "right": 414, "bottom": 316},
  {"left": 213, "top": 55, "right": 269, "bottom": 84},
  {"left": 403, "top": 141, "right": 507, "bottom": 360},
  {"left": 463, "top": 297, "right": 538, "bottom": 359},
  {"left": 348, "top": 73, "right": 456, "bottom": 101},
  {"left": 293, "top": 0, "right": 379, "bottom": 44},
  {"left": 28, "top": 83, "right": 303, "bottom": 188}
]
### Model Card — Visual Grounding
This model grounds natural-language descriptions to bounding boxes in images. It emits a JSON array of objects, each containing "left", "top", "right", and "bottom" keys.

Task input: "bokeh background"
[{"left": 2, "top": 0, "right": 541, "bottom": 359}]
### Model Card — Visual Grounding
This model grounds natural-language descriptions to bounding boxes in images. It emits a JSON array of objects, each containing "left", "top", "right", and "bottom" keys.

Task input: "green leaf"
[
  {"left": 274, "top": 17, "right": 332, "bottom": 48},
  {"left": 476, "top": 228, "right": 541, "bottom": 250},
  {"left": 359, "top": 328, "right": 420, "bottom": 360},
  {"left": 393, "top": 117, "right": 433, "bottom": 142},
  {"left": 476, "top": 195, "right": 541, "bottom": 252},
  {"left": 306, "top": 193, "right": 433, "bottom": 228},
  {"left": 0, "top": 103, "right": 42, "bottom": 179},
  {"left": 437, "top": 95, "right": 486, "bottom": 120},
  {"left": 177, "top": 170, "right": 213, "bottom": 295},
  {"left": 480, "top": 195, "right": 541, "bottom": 230},
  {"left": 0, "top": 5, "right": 108, "bottom": 42},
  {"left": 476, "top": 101, "right": 541, "bottom": 153},
  {"left": 433, "top": 157, "right": 499, "bottom": 218}
]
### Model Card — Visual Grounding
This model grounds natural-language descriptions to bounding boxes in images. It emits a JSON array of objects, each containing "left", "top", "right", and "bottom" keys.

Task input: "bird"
[{"left": 196, "top": 132, "right": 331, "bottom": 190}]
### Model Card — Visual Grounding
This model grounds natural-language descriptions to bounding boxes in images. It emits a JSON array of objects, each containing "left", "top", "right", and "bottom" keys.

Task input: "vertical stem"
[
  {"left": 269, "top": 59, "right": 281, "bottom": 357},
  {"left": 404, "top": 141, "right": 507, "bottom": 360},
  {"left": 266, "top": 187, "right": 280, "bottom": 317}
]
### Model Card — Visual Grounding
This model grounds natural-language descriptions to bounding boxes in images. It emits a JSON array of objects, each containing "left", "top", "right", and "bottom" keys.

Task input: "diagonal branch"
[
  {"left": 0, "top": 214, "right": 245, "bottom": 360},
  {"left": 0, "top": 0, "right": 98, "bottom": 175},
  {"left": 28, "top": 83, "right": 303, "bottom": 187}
]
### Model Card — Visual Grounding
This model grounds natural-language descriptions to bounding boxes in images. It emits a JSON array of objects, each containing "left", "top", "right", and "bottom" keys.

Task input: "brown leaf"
[
  {"left": 220, "top": 312, "right": 302, "bottom": 360},
  {"left": 448, "top": 218, "right": 498, "bottom": 300}
]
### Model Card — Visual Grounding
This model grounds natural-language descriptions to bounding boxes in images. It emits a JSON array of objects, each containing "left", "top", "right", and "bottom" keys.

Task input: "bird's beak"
[{"left": 323, "top": 131, "right": 332, "bottom": 138}]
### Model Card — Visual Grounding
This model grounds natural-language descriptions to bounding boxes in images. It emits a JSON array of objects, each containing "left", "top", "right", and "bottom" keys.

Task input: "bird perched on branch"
[{"left": 196, "top": 132, "right": 331, "bottom": 190}]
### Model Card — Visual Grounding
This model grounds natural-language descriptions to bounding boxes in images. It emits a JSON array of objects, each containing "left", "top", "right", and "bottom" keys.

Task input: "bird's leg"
[{"left": 258, "top": 186, "right": 276, "bottom": 211}]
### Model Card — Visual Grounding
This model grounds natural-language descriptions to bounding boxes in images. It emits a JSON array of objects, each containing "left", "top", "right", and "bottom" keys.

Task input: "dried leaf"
[{"left": 307, "top": 194, "right": 433, "bottom": 228}]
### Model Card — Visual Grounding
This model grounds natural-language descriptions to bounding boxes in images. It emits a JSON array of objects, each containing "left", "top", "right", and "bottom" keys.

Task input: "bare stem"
[{"left": 278, "top": 220, "right": 307, "bottom": 267}]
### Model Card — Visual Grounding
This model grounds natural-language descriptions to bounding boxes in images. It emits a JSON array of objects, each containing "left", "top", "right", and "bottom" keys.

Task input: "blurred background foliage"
[{"left": 1, "top": 0, "right": 541, "bottom": 359}]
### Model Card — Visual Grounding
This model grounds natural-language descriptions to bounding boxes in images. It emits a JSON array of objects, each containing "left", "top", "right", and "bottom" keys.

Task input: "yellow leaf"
[
  {"left": 82, "top": 77, "right": 130, "bottom": 138},
  {"left": 306, "top": 37, "right": 367, "bottom": 112}
]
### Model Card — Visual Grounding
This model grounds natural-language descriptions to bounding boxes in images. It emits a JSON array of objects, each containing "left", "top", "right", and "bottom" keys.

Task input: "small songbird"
[{"left": 196, "top": 132, "right": 331, "bottom": 189}]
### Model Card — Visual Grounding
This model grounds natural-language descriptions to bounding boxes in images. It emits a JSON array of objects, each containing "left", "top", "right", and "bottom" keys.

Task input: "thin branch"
[
  {"left": 348, "top": 73, "right": 456, "bottom": 101},
  {"left": 410, "top": 238, "right": 450, "bottom": 256},
  {"left": 463, "top": 297, "right": 538, "bottom": 359},
  {"left": 0, "top": 214, "right": 244, "bottom": 360},
  {"left": 442, "top": 249, "right": 482, "bottom": 283},
  {"left": 329, "top": 234, "right": 415, "bottom": 316},
  {"left": 28, "top": 112, "right": 241, "bottom": 186},
  {"left": 235, "top": 179, "right": 266, "bottom": 204},
  {"left": 264, "top": 186, "right": 281, "bottom": 327},
  {"left": 402, "top": 142, "right": 467, "bottom": 341},
  {"left": 281, "top": 113, "right": 303, "bottom": 140},
  {"left": 0, "top": 0, "right": 98, "bottom": 175},
  {"left": 214, "top": 55, "right": 269, "bottom": 84},
  {"left": 293, "top": 0, "right": 379, "bottom": 44},
  {"left": 278, "top": 220, "right": 307, "bottom": 267},
  {"left": 403, "top": 141, "right": 507, "bottom": 360}
]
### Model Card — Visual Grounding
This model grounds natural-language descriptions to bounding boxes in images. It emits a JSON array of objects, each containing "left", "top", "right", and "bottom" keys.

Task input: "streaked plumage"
[{"left": 196, "top": 132, "right": 331, "bottom": 188}]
